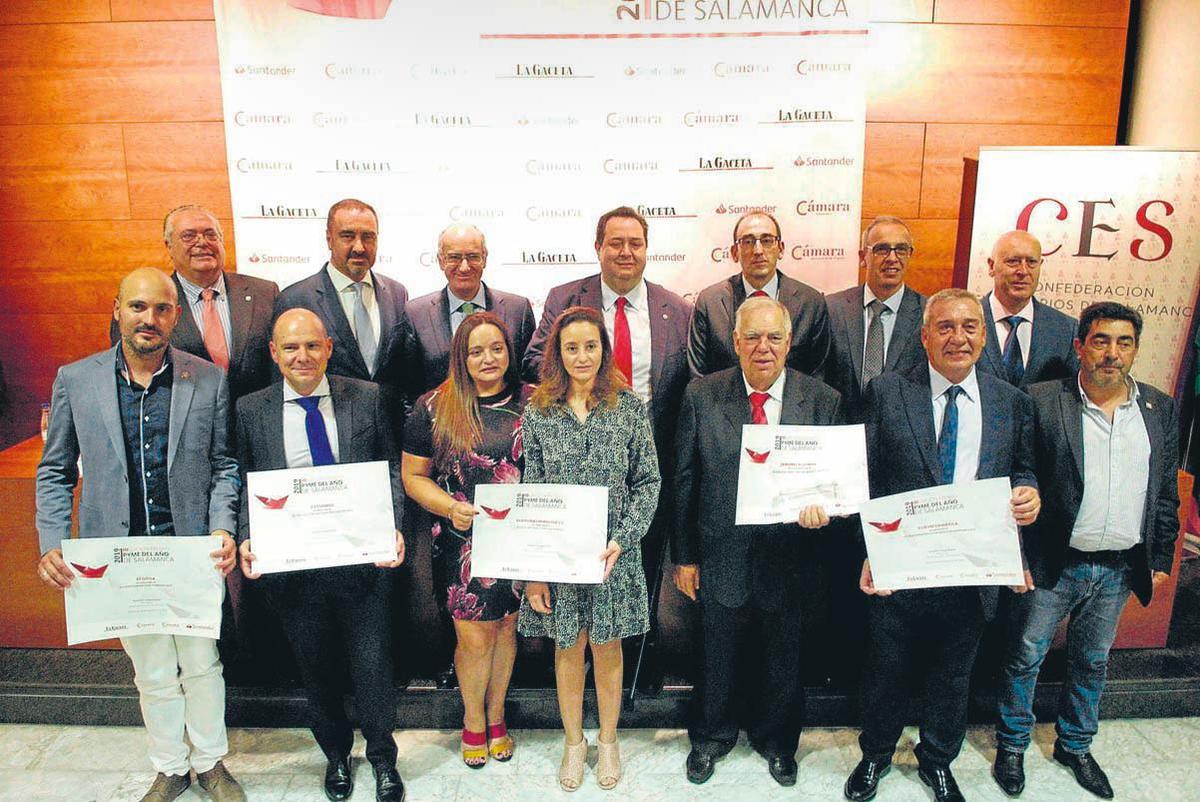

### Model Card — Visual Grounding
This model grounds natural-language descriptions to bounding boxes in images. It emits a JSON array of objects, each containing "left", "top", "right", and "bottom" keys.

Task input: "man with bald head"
[
  {"left": 37, "top": 268, "right": 245, "bottom": 802},
  {"left": 403, "top": 223, "right": 534, "bottom": 401},
  {"left": 978, "top": 230, "right": 1078, "bottom": 389},
  {"left": 235, "top": 308, "right": 407, "bottom": 802}
]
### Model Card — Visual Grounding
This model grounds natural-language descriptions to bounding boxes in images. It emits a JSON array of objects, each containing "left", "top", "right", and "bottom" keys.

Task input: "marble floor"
[{"left": 0, "top": 718, "right": 1197, "bottom": 801}]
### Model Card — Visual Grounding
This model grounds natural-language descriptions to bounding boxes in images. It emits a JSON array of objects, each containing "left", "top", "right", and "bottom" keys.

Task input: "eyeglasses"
[
  {"left": 870, "top": 243, "right": 913, "bottom": 258},
  {"left": 736, "top": 234, "right": 779, "bottom": 249},
  {"left": 442, "top": 252, "right": 485, "bottom": 267},
  {"left": 177, "top": 229, "right": 222, "bottom": 245},
  {"left": 1001, "top": 256, "right": 1043, "bottom": 268}
]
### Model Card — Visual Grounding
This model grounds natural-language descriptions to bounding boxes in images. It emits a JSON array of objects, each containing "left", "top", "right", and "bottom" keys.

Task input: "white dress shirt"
[
  {"left": 326, "top": 262, "right": 381, "bottom": 344},
  {"left": 175, "top": 271, "right": 232, "bottom": 352},
  {"left": 989, "top": 294, "right": 1033, "bottom": 368},
  {"left": 929, "top": 365, "right": 982, "bottom": 483},
  {"left": 282, "top": 376, "right": 341, "bottom": 468},
  {"left": 600, "top": 277, "right": 653, "bottom": 403},
  {"left": 741, "top": 369, "right": 786, "bottom": 426},
  {"left": 447, "top": 283, "right": 487, "bottom": 336},
  {"left": 742, "top": 272, "right": 780, "bottom": 300},
  {"left": 862, "top": 284, "right": 906, "bottom": 365}
]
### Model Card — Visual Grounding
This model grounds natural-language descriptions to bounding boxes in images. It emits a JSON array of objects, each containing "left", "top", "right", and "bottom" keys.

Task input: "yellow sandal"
[
  {"left": 488, "top": 722, "right": 515, "bottom": 762},
  {"left": 461, "top": 728, "right": 488, "bottom": 769}
]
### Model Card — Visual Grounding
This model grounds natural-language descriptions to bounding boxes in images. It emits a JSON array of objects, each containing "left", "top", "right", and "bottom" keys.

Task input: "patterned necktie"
[
  {"left": 1002, "top": 315, "right": 1026, "bottom": 385},
  {"left": 862, "top": 299, "right": 887, "bottom": 387},
  {"left": 295, "top": 396, "right": 335, "bottom": 467},
  {"left": 351, "top": 281, "right": 378, "bottom": 374},
  {"left": 749, "top": 290, "right": 768, "bottom": 298},
  {"left": 937, "top": 385, "right": 963, "bottom": 484},
  {"left": 749, "top": 391, "right": 770, "bottom": 425},
  {"left": 459, "top": 301, "right": 477, "bottom": 317},
  {"left": 199, "top": 289, "right": 230, "bottom": 371},
  {"left": 613, "top": 297, "right": 633, "bottom": 384}
]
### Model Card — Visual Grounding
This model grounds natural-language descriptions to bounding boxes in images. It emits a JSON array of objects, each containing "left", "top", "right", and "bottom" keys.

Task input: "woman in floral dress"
[
  {"left": 518, "top": 306, "right": 661, "bottom": 791},
  {"left": 402, "top": 312, "right": 528, "bottom": 768}
]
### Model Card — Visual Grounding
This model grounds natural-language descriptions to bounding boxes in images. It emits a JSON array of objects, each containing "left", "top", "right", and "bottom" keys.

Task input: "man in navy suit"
[
  {"left": 992, "top": 302, "right": 1179, "bottom": 800},
  {"left": 403, "top": 223, "right": 534, "bottom": 400},
  {"left": 845, "top": 289, "right": 1041, "bottom": 802},
  {"left": 978, "top": 230, "right": 1078, "bottom": 389}
]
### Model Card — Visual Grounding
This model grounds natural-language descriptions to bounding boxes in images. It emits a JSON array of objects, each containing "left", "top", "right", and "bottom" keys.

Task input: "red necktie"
[
  {"left": 749, "top": 391, "right": 769, "bottom": 425},
  {"left": 749, "top": 290, "right": 768, "bottom": 298},
  {"left": 613, "top": 297, "right": 633, "bottom": 384},
  {"left": 200, "top": 288, "right": 230, "bottom": 371}
]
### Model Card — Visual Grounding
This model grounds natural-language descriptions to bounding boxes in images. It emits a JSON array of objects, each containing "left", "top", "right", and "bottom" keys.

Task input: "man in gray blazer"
[
  {"left": 403, "top": 223, "right": 535, "bottom": 401},
  {"left": 36, "top": 268, "right": 244, "bottom": 802},
  {"left": 688, "top": 211, "right": 831, "bottom": 379},
  {"left": 237, "top": 309, "right": 406, "bottom": 802}
]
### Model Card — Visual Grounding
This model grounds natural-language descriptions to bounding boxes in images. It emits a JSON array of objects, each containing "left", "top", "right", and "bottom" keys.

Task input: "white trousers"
[{"left": 120, "top": 634, "right": 228, "bottom": 775}]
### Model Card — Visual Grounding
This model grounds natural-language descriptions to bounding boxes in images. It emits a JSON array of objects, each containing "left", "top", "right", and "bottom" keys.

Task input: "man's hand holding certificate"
[{"left": 735, "top": 424, "right": 870, "bottom": 525}]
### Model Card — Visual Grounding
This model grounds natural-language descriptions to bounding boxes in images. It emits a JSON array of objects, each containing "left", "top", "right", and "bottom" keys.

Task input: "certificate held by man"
[
  {"left": 246, "top": 460, "right": 397, "bottom": 573},
  {"left": 735, "top": 423, "right": 870, "bottom": 524},
  {"left": 860, "top": 476, "right": 1024, "bottom": 591},
  {"left": 470, "top": 483, "right": 609, "bottom": 583},
  {"left": 61, "top": 536, "right": 223, "bottom": 646}
]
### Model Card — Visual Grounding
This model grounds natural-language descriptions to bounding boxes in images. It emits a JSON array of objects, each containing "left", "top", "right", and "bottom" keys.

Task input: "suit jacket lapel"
[
  {"left": 578, "top": 275, "right": 602, "bottom": 310},
  {"left": 372, "top": 271, "right": 397, "bottom": 375},
  {"left": 845, "top": 287, "right": 866, "bottom": 383},
  {"left": 331, "top": 378, "right": 354, "bottom": 462},
  {"left": 885, "top": 287, "right": 922, "bottom": 371},
  {"left": 900, "top": 369, "right": 941, "bottom": 484},
  {"left": 721, "top": 370, "right": 752, "bottom": 432},
  {"left": 1137, "top": 384, "right": 1164, "bottom": 516},
  {"left": 1059, "top": 381, "right": 1085, "bottom": 480},
  {"left": 170, "top": 274, "right": 209, "bottom": 360},
  {"left": 779, "top": 372, "right": 813, "bottom": 425},
  {"left": 167, "top": 349, "right": 195, "bottom": 471},
  {"left": 262, "top": 383, "right": 287, "bottom": 469},
  {"left": 980, "top": 293, "right": 1004, "bottom": 376},
  {"left": 646, "top": 282, "right": 670, "bottom": 393},
  {"left": 430, "top": 290, "right": 452, "bottom": 358},
  {"left": 97, "top": 348, "right": 128, "bottom": 471},
  {"left": 225, "top": 272, "right": 254, "bottom": 373},
  {"left": 976, "top": 376, "right": 1000, "bottom": 477},
  {"left": 318, "top": 267, "right": 369, "bottom": 377}
]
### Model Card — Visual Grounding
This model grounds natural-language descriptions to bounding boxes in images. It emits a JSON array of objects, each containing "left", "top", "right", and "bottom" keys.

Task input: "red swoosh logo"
[
  {"left": 70, "top": 562, "right": 109, "bottom": 578},
  {"left": 868, "top": 519, "right": 902, "bottom": 533},
  {"left": 481, "top": 506, "right": 511, "bottom": 520},
  {"left": 255, "top": 495, "right": 289, "bottom": 510},
  {"left": 745, "top": 448, "right": 770, "bottom": 464}
]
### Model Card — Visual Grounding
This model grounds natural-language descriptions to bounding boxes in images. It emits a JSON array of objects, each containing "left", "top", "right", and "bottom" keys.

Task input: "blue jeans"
[{"left": 996, "top": 555, "right": 1132, "bottom": 754}]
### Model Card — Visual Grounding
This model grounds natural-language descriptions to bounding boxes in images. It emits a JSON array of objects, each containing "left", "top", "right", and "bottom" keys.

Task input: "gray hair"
[
  {"left": 734, "top": 296, "right": 792, "bottom": 337},
  {"left": 860, "top": 215, "right": 912, "bottom": 250},
  {"left": 437, "top": 223, "right": 488, "bottom": 253},
  {"left": 163, "top": 205, "right": 223, "bottom": 245},
  {"left": 922, "top": 288, "right": 983, "bottom": 327}
]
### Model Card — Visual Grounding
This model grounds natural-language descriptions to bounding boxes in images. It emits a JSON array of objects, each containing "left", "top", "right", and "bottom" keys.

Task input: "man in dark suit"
[
  {"left": 523, "top": 205, "right": 691, "bottom": 691},
  {"left": 673, "top": 297, "right": 844, "bottom": 788},
  {"left": 688, "top": 211, "right": 830, "bottom": 379},
  {"left": 108, "top": 205, "right": 279, "bottom": 402},
  {"left": 992, "top": 302, "right": 1179, "bottom": 801},
  {"left": 978, "top": 230, "right": 1078, "bottom": 388},
  {"left": 274, "top": 198, "right": 410, "bottom": 424},
  {"left": 846, "top": 289, "right": 1041, "bottom": 802},
  {"left": 403, "top": 223, "right": 534, "bottom": 400},
  {"left": 824, "top": 215, "right": 926, "bottom": 423},
  {"left": 237, "top": 308, "right": 407, "bottom": 802}
]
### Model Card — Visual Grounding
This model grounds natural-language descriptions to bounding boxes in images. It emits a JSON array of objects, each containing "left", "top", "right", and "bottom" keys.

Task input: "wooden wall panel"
[
  {"left": 0, "top": 22, "right": 222, "bottom": 125},
  {"left": 862, "top": 123, "right": 925, "bottom": 219},
  {"left": 0, "top": 1, "right": 109, "bottom": 25},
  {"left": 934, "top": 0, "right": 1130, "bottom": 28},
  {"left": 110, "top": 0, "right": 216, "bottom": 22},
  {"left": 124, "top": 123, "right": 233, "bottom": 219},
  {"left": 0, "top": 125, "right": 129, "bottom": 221},
  {"left": 920, "top": 123, "right": 1117, "bottom": 218},
  {"left": 865, "top": 23, "right": 1126, "bottom": 125},
  {"left": 897, "top": 218, "right": 959, "bottom": 296}
]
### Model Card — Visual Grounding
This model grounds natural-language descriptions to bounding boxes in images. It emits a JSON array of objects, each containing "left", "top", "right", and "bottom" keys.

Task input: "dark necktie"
[
  {"left": 749, "top": 391, "right": 770, "bottom": 425},
  {"left": 749, "top": 290, "right": 768, "bottom": 298},
  {"left": 1002, "top": 315, "right": 1026, "bottom": 385},
  {"left": 937, "top": 385, "right": 963, "bottom": 484},
  {"left": 296, "top": 396, "right": 335, "bottom": 467},
  {"left": 613, "top": 297, "right": 633, "bottom": 384},
  {"left": 862, "top": 299, "right": 887, "bottom": 387}
]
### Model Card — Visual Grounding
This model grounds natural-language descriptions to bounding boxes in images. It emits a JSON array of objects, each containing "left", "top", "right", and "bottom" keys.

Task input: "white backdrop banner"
[
  {"left": 213, "top": 0, "right": 867, "bottom": 313},
  {"left": 966, "top": 147, "right": 1200, "bottom": 393}
]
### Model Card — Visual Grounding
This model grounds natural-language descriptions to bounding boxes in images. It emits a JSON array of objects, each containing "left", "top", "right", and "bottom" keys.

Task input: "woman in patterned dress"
[
  {"left": 518, "top": 306, "right": 661, "bottom": 791},
  {"left": 402, "top": 312, "right": 527, "bottom": 768}
]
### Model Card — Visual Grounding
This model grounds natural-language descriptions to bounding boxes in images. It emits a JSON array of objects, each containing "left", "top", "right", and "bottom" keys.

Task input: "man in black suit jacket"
[
  {"left": 108, "top": 205, "right": 279, "bottom": 402},
  {"left": 673, "top": 297, "right": 844, "bottom": 788},
  {"left": 992, "top": 302, "right": 1179, "bottom": 800},
  {"left": 846, "top": 289, "right": 1041, "bottom": 802},
  {"left": 824, "top": 216, "right": 926, "bottom": 423},
  {"left": 688, "top": 211, "right": 830, "bottom": 379},
  {"left": 236, "top": 309, "right": 406, "bottom": 802},
  {"left": 978, "top": 230, "right": 1078, "bottom": 388},
  {"left": 403, "top": 223, "right": 534, "bottom": 401},
  {"left": 523, "top": 206, "right": 691, "bottom": 690}
]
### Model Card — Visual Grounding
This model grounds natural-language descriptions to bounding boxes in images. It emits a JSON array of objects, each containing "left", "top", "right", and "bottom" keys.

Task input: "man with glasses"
[
  {"left": 688, "top": 211, "right": 830, "bottom": 379},
  {"left": 979, "top": 230, "right": 1078, "bottom": 389},
  {"left": 824, "top": 216, "right": 927, "bottom": 423}
]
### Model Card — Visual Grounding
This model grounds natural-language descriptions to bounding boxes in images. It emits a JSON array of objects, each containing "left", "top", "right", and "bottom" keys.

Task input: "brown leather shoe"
[
  {"left": 138, "top": 772, "right": 191, "bottom": 802},
  {"left": 196, "top": 761, "right": 247, "bottom": 802}
]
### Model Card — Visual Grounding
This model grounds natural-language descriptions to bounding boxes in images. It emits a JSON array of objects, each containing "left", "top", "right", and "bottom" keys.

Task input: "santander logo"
[
  {"left": 255, "top": 495, "right": 289, "bottom": 510},
  {"left": 481, "top": 506, "right": 511, "bottom": 520},
  {"left": 744, "top": 448, "right": 770, "bottom": 464},
  {"left": 70, "top": 563, "right": 109, "bottom": 579},
  {"left": 867, "top": 519, "right": 901, "bottom": 533}
]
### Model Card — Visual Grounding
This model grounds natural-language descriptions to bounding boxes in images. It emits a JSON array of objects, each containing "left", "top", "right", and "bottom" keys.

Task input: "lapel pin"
[
  {"left": 1146, "top": 402, "right": 1153, "bottom": 409},
  {"left": 662, "top": 313, "right": 668, "bottom": 319},
  {"left": 245, "top": 295, "right": 252, "bottom": 301},
  {"left": 181, "top": 371, "right": 191, "bottom": 380}
]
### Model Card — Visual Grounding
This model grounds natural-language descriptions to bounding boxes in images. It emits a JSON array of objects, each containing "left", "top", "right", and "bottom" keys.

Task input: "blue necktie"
[
  {"left": 1002, "top": 315, "right": 1026, "bottom": 385},
  {"left": 295, "top": 396, "right": 335, "bottom": 467},
  {"left": 937, "top": 385, "right": 963, "bottom": 485}
]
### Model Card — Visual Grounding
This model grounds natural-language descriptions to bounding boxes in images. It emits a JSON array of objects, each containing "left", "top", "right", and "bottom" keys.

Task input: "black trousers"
[
  {"left": 268, "top": 566, "right": 398, "bottom": 767},
  {"left": 858, "top": 587, "right": 986, "bottom": 768},
  {"left": 689, "top": 594, "right": 805, "bottom": 756}
]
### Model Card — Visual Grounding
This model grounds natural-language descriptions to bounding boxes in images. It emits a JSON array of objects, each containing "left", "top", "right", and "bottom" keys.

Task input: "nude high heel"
[{"left": 558, "top": 735, "right": 588, "bottom": 792}]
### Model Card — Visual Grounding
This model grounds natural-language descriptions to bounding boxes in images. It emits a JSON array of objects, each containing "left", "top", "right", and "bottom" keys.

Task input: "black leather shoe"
[
  {"left": 323, "top": 756, "right": 352, "bottom": 801},
  {"left": 844, "top": 758, "right": 891, "bottom": 801},
  {"left": 685, "top": 742, "right": 733, "bottom": 784},
  {"left": 1053, "top": 743, "right": 1113, "bottom": 799},
  {"left": 917, "top": 764, "right": 965, "bottom": 802},
  {"left": 372, "top": 763, "right": 405, "bottom": 802},
  {"left": 992, "top": 748, "right": 1025, "bottom": 796},
  {"left": 764, "top": 753, "right": 798, "bottom": 787}
]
